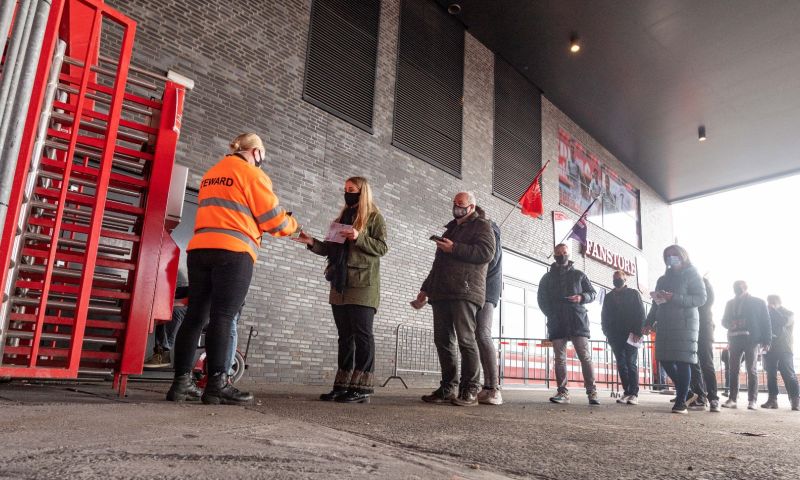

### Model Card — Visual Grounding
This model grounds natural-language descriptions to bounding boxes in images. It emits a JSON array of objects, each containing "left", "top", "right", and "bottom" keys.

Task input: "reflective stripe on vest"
[
  {"left": 195, "top": 227, "right": 260, "bottom": 253},
  {"left": 265, "top": 218, "right": 289, "bottom": 234},
  {"left": 256, "top": 205, "right": 283, "bottom": 224},
  {"left": 199, "top": 197, "right": 251, "bottom": 215}
]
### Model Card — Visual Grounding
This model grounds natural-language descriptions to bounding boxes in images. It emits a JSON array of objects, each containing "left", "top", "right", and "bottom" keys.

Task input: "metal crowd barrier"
[{"left": 384, "top": 322, "right": 800, "bottom": 394}]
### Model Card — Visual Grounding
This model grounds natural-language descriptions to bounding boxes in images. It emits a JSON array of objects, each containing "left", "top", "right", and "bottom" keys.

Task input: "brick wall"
[{"left": 105, "top": 0, "right": 674, "bottom": 385}]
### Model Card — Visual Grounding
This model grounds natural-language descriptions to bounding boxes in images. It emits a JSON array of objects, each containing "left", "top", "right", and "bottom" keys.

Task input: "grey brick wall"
[{"left": 106, "top": 0, "right": 674, "bottom": 385}]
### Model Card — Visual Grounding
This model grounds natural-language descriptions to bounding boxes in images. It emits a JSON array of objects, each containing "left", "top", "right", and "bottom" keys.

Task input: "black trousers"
[
  {"left": 690, "top": 326, "right": 718, "bottom": 401},
  {"left": 331, "top": 304, "right": 376, "bottom": 393},
  {"left": 173, "top": 249, "right": 253, "bottom": 376}
]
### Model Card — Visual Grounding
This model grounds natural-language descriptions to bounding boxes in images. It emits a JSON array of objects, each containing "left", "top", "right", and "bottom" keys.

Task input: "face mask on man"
[
  {"left": 613, "top": 278, "right": 625, "bottom": 288},
  {"left": 734, "top": 286, "right": 745, "bottom": 297},
  {"left": 452, "top": 205, "right": 470, "bottom": 219},
  {"left": 344, "top": 191, "right": 360, "bottom": 207},
  {"left": 554, "top": 254, "right": 569, "bottom": 265},
  {"left": 666, "top": 255, "right": 682, "bottom": 268}
]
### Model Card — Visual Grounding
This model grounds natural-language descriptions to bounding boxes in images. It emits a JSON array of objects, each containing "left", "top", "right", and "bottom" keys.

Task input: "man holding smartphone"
[
  {"left": 413, "top": 192, "right": 495, "bottom": 407},
  {"left": 537, "top": 243, "right": 599, "bottom": 405}
]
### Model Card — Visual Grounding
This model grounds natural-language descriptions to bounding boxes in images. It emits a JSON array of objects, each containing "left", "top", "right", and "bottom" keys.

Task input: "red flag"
[{"left": 519, "top": 160, "right": 550, "bottom": 218}]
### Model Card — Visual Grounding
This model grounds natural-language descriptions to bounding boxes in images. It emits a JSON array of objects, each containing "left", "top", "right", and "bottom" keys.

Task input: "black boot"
[
  {"left": 320, "top": 388, "right": 348, "bottom": 401},
  {"left": 335, "top": 389, "right": 371, "bottom": 404},
  {"left": 202, "top": 373, "right": 254, "bottom": 405},
  {"left": 166, "top": 373, "right": 201, "bottom": 402}
]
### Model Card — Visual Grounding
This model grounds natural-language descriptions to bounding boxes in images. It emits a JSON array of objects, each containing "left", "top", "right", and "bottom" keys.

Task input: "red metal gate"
[{"left": 0, "top": 0, "right": 185, "bottom": 395}]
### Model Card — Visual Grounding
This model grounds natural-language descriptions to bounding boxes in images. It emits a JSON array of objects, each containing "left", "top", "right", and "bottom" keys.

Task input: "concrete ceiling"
[{"left": 436, "top": 0, "right": 800, "bottom": 202}]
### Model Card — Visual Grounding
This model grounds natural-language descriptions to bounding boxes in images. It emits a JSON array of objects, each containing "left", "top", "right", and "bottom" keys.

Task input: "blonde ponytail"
[{"left": 229, "top": 133, "right": 264, "bottom": 153}]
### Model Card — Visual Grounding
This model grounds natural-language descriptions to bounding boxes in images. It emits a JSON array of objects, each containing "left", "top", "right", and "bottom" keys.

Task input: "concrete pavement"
[{"left": 1, "top": 381, "right": 799, "bottom": 479}]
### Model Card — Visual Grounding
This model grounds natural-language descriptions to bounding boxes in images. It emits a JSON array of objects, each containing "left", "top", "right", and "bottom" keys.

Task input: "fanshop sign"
[{"left": 583, "top": 240, "right": 636, "bottom": 276}]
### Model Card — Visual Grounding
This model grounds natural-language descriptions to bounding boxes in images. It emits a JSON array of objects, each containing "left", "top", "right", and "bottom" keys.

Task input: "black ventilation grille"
[
  {"left": 493, "top": 56, "right": 542, "bottom": 203},
  {"left": 303, "top": 0, "right": 381, "bottom": 133},
  {"left": 392, "top": 0, "right": 464, "bottom": 177}
]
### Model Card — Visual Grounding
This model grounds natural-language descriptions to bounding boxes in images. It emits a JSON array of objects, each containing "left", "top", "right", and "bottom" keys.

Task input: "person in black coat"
[
  {"left": 538, "top": 243, "right": 598, "bottom": 405},
  {"left": 688, "top": 276, "right": 719, "bottom": 411},
  {"left": 475, "top": 211, "right": 503, "bottom": 405},
  {"left": 721, "top": 280, "right": 771, "bottom": 410},
  {"left": 601, "top": 270, "right": 646, "bottom": 404},
  {"left": 643, "top": 244, "right": 707, "bottom": 414}
]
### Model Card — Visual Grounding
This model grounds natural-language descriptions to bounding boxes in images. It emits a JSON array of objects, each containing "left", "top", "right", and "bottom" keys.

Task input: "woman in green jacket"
[{"left": 295, "top": 176, "right": 388, "bottom": 403}]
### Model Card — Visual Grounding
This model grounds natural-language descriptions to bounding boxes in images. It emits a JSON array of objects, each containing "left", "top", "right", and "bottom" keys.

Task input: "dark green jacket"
[
  {"left": 421, "top": 210, "right": 495, "bottom": 307},
  {"left": 310, "top": 212, "right": 388, "bottom": 309},
  {"left": 646, "top": 265, "right": 707, "bottom": 364}
]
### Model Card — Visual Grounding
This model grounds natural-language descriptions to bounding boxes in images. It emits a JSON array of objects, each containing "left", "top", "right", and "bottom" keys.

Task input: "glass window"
[{"left": 503, "top": 250, "right": 548, "bottom": 285}]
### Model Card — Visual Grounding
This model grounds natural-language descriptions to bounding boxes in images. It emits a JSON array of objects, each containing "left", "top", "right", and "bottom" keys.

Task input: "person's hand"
[
  {"left": 435, "top": 238, "right": 454, "bottom": 253},
  {"left": 660, "top": 291, "right": 673, "bottom": 302},
  {"left": 343, "top": 227, "right": 359, "bottom": 241},
  {"left": 292, "top": 230, "right": 314, "bottom": 246},
  {"left": 762, "top": 344, "right": 771, "bottom": 353},
  {"left": 642, "top": 326, "right": 653, "bottom": 335},
  {"left": 410, "top": 291, "right": 428, "bottom": 309},
  {"left": 565, "top": 294, "right": 582, "bottom": 303}
]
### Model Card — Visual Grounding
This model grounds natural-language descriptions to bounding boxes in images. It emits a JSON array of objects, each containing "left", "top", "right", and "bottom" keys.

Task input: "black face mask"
[
  {"left": 613, "top": 278, "right": 625, "bottom": 288},
  {"left": 452, "top": 205, "right": 470, "bottom": 219},
  {"left": 734, "top": 287, "right": 745, "bottom": 297},
  {"left": 254, "top": 150, "right": 263, "bottom": 167},
  {"left": 344, "top": 191, "right": 360, "bottom": 207},
  {"left": 554, "top": 254, "right": 568, "bottom": 265}
]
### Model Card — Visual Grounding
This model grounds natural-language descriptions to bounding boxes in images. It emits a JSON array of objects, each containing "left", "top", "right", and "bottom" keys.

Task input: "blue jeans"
[
  {"left": 661, "top": 361, "right": 691, "bottom": 405},
  {"left": 155, "top": 305, "right": 187, "bottom": 351},
  {"left": 224, "top": 310, "right": 240, "bottom": 376},
  {"left": 764, "top": 350, "right": 800, "bottom": 399},
  {"left": 610, "top": 340, "right": 639, "bottom": 396}
]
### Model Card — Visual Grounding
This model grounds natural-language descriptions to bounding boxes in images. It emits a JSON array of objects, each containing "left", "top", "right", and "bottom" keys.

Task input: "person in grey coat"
[
  {"left": 761, "top": 295, "right": 799, "bottom": 410},
  {"left": 644, "top": 244, "right": 707, "bottom": 414},
  {"left": 721, "top": 280, "right": 771, "bottom": 410},
  {"left": 475, "top": 211, "right": 503, "bottom": 405}
]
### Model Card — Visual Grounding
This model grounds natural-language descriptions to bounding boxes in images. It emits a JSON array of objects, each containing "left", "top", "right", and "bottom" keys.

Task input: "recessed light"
[
  {"left": 698, "top": 125, "right": 707, "bottom": 142},
  {"left": 447, "top": 3, "right": 461, "bottom": 15},
  {"left": 570, "top": 34, "right": 580, "bottom": 53}
]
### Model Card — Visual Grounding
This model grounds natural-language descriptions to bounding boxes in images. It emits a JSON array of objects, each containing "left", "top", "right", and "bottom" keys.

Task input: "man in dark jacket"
[
  {"left": 721, "top": 280, "right": 772, "bottom": 410},
  {"left": 689, "top": 277, "right": 720, "bottom": 411},
  {"left": 415, "top": 192, "right": 496, "bottom": 407},
  {"left": 761, "top": 295, "right": 799, "bottom": 410},
  {"left": 601, "top": 270, "right": 645, "bottom": 405},
  {"left": 537, "top": 243, "right": 598, "bottom": 405},
  {"left": 475, "top": 211, "right": 503, "bottom": 405}
]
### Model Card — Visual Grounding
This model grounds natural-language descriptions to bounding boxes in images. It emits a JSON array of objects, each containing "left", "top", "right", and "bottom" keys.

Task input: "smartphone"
[
  {"left": 429, "top": 235, "right": 445, "bottom": 242},
  {"left": 290, "top": 225, "right": 303, "bottom": 239}
]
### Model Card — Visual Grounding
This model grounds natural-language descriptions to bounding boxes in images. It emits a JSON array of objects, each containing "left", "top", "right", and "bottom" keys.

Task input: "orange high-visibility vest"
[{"left": 187, "top": 155, "right": 297, "bottom": 261}]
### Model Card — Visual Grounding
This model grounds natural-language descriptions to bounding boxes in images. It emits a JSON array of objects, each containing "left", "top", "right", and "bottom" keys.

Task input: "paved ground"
[{"left": 1, "top": 381, "right": 799, "bottom": 479}]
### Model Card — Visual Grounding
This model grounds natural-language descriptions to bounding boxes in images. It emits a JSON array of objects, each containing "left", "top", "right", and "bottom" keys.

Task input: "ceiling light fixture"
[
  {"left": 447, "top": 3, "right": 461, "bottom": 15},
  {"left": 698, "top": 125, "right": 706, "bottom": 142},
  {"left": 569, "top": 34, "right": 580, "bottom": 53}
]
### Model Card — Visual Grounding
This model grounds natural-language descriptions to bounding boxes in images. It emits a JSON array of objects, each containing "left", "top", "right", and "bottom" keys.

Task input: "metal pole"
[
  {"left": 0, "top": 0, "right": 34, "bottom": 141},
  {"left": 0, "top": 0, "right": 51, "bottom": 235},
  {"left": 0, "top": 1, "right": 17, "bottom": 67}
]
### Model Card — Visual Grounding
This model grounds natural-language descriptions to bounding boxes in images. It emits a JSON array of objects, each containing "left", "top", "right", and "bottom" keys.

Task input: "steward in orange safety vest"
[{"left": 188, "top": 152, "right": 297, "bottom": 260}]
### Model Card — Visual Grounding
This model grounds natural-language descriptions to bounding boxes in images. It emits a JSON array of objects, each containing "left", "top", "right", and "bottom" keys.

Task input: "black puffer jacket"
[
  {"left": 698, "top": 278, "right": 715, "bottom": 340},
  {"left": 768, "top": 306, "right": 794, "bottom": 354},
  {"left": 646, "top": 265, "right": 707, "bottom": 364},
  {"left": 537, "top": 261, "right": 597, "bottom": 339},
  {"left": 484, "top": 220, "right": 503, "bottom": 307},
  {"left": 601, "top": 286, "right": 646, "bottom": 346},
  {"left": 422, "top": 210, "right": 496, "bottom": 307}
]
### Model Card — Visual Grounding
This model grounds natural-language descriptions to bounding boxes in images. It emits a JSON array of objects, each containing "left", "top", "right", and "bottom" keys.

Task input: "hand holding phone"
[{"left": 429, "top": 235, "right": 445, "bottom": 242}]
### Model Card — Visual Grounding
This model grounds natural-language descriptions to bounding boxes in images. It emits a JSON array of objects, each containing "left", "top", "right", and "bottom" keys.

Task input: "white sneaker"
[
  {"left": 722, "top": 399, "right": 737, "bottom": 409},
  {"left": 627, "top": 395, "right": 639, "bottom": 405},
  {"left": 617, "top": 395, "right": 630, "bottom": 404},
  {"left": 747, "top": 401, "right": 757, "bottom": 410},
  {"left": 477, "top": 387, "right": 503, "bottom": 405}
]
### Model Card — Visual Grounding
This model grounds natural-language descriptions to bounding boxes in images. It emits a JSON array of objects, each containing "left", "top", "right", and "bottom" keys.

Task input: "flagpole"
[
  {"left": 498, "top": 160, "right": 550, "bottom": 228},
  {"left": 548, "top": 195, "right": 599, "bottom": 259}
]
